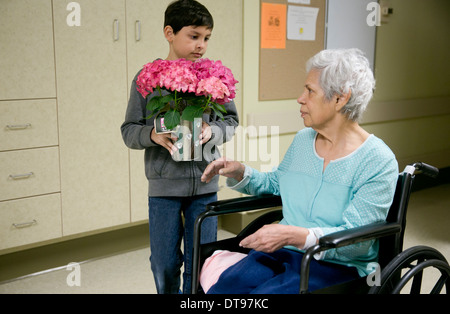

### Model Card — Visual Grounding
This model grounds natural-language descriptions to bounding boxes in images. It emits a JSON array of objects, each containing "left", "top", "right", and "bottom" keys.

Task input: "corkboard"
[{"left": 259, "top": 0, "right": 326, "bottom": 101}]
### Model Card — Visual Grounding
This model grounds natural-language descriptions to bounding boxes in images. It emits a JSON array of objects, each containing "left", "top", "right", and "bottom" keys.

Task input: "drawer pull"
[
  {"left": 135, "top": 20, "right": 141, "bottom": 41},
  {"left": 6, "top": 123, "right": 32, "bottom": 130},
  {"left": 113, "top": 19, "right": 119, "bottom": 41},
  {"left": 9, "top": 172, "right": 34, "bottom": 180},
  {"left": 12, "top": 220, "right": 37, "bottom": 229}
]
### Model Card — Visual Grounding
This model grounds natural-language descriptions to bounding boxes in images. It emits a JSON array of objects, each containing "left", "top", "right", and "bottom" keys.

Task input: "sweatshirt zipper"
[{"left": 190, "top": 161, "right": 196, "bottom": 196}]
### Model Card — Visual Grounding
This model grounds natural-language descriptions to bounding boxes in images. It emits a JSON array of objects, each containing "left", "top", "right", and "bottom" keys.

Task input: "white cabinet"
[
  {"left": 0, "top": 148, "right": 60, "bottom": 201},
  {"left": 125, "top": 0, "right": 170, "bottom": 222},
  {"left": 52, "top": 0, "right": 171, "bottom": 234},
  {"left": 0, "top": 0, "right": 56, "bottom": 100},
  {"left": 0, "top": 100, "right": 59, "bottom": 151},
  {"left": 0, "top": 0, "right": 61, "bottom": 252},
  {"left": 0, "top": 0, "right": 153, "bottom": 243},
  {"left": 53, "top": 0, "right": 131, "bottom": 235},
  {"left": 1, "top": 0, "right": 243, "bottom": 252},
  {"left": 0, "top": 194, "right": 62, "bottom": 251},
  {"left": 0, "top": 147, "right": 62, "bottom": 251}
]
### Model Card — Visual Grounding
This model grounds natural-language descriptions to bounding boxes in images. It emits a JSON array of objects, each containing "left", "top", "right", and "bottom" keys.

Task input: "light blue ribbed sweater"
[{"left": 229, "top": 128, "right": 398, "bottom": 276}]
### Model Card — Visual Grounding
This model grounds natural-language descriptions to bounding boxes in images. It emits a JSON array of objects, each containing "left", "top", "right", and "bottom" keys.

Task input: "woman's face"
[{"left": 297, "top": 69, "right": 339, "bottom": 129}]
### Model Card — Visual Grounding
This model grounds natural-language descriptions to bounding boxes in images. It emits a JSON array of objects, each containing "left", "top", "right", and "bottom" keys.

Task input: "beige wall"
[
  {"left": 366, "top": 0, "right": 450, "bottom": 169},
  {"left": 128, "top": 0, "right": 244, "bottom": 115},
  {"left": 238, "top": 0, "right": 450, "bottom": 171}
]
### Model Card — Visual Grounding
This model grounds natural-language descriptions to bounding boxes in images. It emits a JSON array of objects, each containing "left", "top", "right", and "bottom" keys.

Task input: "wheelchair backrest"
[{"left": 379, "top": 172, "right": 414, "bottom": 268}]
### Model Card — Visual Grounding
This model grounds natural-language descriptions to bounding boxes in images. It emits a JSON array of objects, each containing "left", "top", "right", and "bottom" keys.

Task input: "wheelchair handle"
[{"left": 404, "top": 162, "right": 439, "bottom": 178}]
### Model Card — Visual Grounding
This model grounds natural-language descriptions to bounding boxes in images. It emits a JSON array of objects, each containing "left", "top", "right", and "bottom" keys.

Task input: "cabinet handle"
[
  {"left": 135, "top": 20, "right": 141, "bottom": 41},
  {"left": 6, "top": 123, "right": 32, "bottom": 130},
  {"left": 113, "top": 19, "right": 119, "bottom": 41},
  {"left": 12, "top": 220, "right": 37, "bottom": 229},
  {"left": 9, "top": 172, "right": 34, "bottom": 180}
]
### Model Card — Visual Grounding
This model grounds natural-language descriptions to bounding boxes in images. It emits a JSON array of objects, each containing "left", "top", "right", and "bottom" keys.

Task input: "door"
[{"left": 54, "top": 0, "right": 130, "bottom": 235}]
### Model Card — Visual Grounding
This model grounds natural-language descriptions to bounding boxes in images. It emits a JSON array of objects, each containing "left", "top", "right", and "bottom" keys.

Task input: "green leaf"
[
  {"left": 210, "top": 102, "right": 227, "bottom": 113},
  {"left": 181, "top": 105, "right": 204, "bottom": 122},
  {"left": 188, "top": 96, "right": 207, "bottom": 107},
  {"left": 147, "top": 94, "right": 174, "bottom": 114},
  {"left": 211, "top": 107, "right": 224, "bottom": 120},
  {"left": 209, "top": 102, "right": 227, "bottom": 120},
  {"left": 163, "top": 110, "right": 181, "bottom": 130},
  {"left": 161, "top": 94, "right": 175, "bottom": 104}
]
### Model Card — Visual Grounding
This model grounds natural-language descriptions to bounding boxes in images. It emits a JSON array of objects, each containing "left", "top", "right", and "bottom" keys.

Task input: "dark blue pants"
[
  {"left": 207, "top": 248, "right": 359, "bottom": 294},
  {"left": 148, "top": 193, "right": 218, "bottom": 294}
]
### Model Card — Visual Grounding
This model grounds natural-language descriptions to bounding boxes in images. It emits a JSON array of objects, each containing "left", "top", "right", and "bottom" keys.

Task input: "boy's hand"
[
  {"left": 151, "top": 121, "right": 211, "bottom": 154},
  {"left": 151, "top": 128, "right": 178, "bottom": 155},
  {"left": 200, "top": 121, "right": 212, "bottom": 144}
]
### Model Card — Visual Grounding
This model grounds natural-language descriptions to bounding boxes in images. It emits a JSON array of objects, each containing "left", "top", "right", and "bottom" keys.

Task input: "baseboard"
[{"left": 0, "top": 224, "right": 150, "bottom": 283}]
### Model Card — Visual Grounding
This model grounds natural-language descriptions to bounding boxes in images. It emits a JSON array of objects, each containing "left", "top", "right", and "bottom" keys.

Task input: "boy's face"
[{"left": 165, "top": 25, "right": 212, "bottom": 61}]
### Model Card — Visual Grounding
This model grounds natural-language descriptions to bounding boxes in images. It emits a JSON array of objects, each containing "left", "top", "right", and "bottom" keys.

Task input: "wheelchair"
[{"left": 192, "top": 162, "right": 450, "bottom": 294}]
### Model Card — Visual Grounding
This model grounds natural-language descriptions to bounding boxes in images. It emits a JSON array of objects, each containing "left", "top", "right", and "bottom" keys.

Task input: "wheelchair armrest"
[
  {"left": 299, "top": 221, "right": 402, "bottom": 293},
  {"left": 205, "top": 194, "right": 282, "bottom": 215},
  {"left": 318, "top": 221, "right": 402, "bottom": 249},
  {"left": 192, "top": 194, "right": 282, "bottom": 293}
]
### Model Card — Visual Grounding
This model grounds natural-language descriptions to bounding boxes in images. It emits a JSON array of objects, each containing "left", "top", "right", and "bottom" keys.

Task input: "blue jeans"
[{"left": 148, "top": 193, "right": 217, "bottom": 294}]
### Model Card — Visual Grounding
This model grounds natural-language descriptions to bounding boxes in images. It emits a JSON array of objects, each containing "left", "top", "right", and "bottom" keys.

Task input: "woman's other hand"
[{"left": 239, "top": 224, "right": 310, "bottom": 253}]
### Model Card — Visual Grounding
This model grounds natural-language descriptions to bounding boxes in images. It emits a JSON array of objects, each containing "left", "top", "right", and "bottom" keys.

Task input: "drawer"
[
  {"left": 0, "top": 99, "right": 58, "bottom": 151},
  {"left": 0, "top": 194, "right": 62, "bottom": 250},
  {"left": 0, "top": 147, "right": 60, "bottom": 201}
]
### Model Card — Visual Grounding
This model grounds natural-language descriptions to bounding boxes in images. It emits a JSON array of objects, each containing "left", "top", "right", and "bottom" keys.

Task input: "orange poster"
[{"left": 261, "top": 2, "right": 287, "bottom": 49}]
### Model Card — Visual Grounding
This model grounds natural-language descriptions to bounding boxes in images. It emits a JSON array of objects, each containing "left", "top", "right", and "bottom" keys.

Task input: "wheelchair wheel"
[{"left": 369, "top": 246, "right": 450, "bottom": 294}]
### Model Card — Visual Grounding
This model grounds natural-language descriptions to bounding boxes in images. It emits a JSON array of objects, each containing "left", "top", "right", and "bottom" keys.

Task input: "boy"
[{"left": 121, "top": 0, "right": 239, "bottom": 294}]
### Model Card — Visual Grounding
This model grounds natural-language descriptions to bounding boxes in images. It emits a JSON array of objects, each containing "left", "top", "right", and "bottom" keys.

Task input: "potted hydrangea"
[{"left": 136, "top": 58, "right": 238, "bottom": 161}]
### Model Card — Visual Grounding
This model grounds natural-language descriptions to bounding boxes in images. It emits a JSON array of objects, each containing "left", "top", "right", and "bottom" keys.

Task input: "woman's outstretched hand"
[{"left": 201, "top": 157, "right": 245, "bottom": 183}]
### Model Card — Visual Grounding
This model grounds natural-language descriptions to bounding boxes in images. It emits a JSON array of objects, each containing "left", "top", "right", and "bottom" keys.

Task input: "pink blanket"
[{"left": 200, "top": 250, "right": 248, "bottom": 293}]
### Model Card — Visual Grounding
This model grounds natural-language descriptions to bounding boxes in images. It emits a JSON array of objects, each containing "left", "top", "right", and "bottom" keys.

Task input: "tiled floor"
[{"left": 0, "top": 184, "right": 448, "bottom": 294}]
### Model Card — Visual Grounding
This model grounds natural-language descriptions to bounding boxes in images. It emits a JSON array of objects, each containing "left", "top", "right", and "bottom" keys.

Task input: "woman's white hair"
[{"left": 306, "top": 48, "right": 375, "bottom": 122}]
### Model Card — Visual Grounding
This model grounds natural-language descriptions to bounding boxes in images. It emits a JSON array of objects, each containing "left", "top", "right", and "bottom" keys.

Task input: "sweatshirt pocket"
[
  {"left": 147, "top": 147, "right": 192, "bottom": 179},
  {"left": 147, "top": 148, "right": 170, "bottom": 178}
]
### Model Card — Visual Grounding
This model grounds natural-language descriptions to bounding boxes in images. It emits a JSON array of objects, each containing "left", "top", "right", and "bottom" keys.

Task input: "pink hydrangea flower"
[
  {"left": 136, "top": 58, "right": 238, "bottom": 114},
  {"left": 196, "top": 76, "right": 230, "bottom": 101},
  {"left": 191, "top": 59, "right": 238, "bottom": 104},
  {"left": 159, "top": 59, "right": 198, "bottom": 94}
]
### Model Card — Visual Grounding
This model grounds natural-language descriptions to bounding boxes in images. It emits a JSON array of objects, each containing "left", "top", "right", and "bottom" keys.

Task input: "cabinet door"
[
  {"left": 0, "top": 194, "right": 62, "bottom": 251},
  {"left": 53, "top": 0, "right": 130, "bottom": 235},
  {"left": 0, "top": 99, "right": 58, "bottom": 151},
  {"left": 0, "top": 0, "right": 56, "bottom": 100},
  {"left": 125, "top": 0, "right": 169, "bottom": 76},
  {"left": 0, "top": 147, "right": 60, "bottom": 201},
  {"left": 125, "top": 0, "right": 170, "bottom": 222}
]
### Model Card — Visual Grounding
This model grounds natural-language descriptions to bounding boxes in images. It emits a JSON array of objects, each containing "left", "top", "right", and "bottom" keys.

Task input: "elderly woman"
[{"left": 200, "top": 48, "right": 399, "bottom": 293}]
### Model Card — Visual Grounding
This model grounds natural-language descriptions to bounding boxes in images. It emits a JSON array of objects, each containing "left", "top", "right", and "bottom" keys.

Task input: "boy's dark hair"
[{"left": 164, "top": 0, "right": 214, "bottom": 34}]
